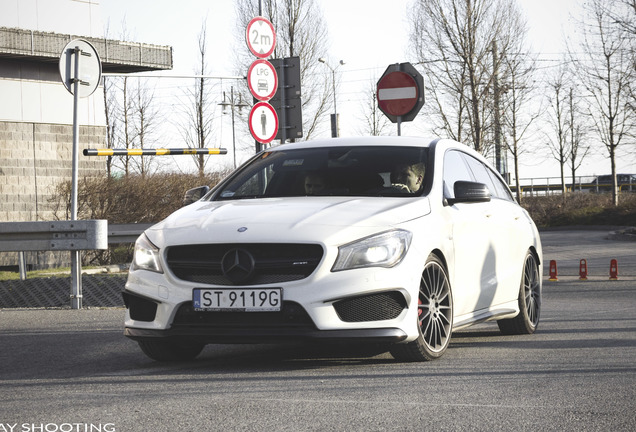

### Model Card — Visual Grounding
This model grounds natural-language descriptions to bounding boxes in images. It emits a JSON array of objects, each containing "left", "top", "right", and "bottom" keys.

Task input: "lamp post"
[
  {"left": 318, "top": 58, "right": 345, "bottom": 137},
  {"left": 218, "top": 86, "right": 249, "bottom": 168}
]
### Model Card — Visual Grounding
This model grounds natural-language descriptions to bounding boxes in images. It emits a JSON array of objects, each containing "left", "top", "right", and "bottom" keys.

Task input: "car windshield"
[{"left": 213, "top": 145, "right": 429, "bottom": 200}]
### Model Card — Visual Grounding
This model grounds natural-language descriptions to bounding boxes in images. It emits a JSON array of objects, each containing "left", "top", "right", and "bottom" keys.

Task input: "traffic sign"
[
  {"left": 376, "top": 63, "right": 424, "bottom": 123},
  {"left": 248, "top": 102, "right": 279, "bottom": 144},
  {"left": 246, "top": 17, "right": 276, "bottom": 58},
  {"left": 59, "top": 39, "right": 102, "bottom": 98},
  {"left": 247, "top": 59, "right": 278, "bottom": 101}
]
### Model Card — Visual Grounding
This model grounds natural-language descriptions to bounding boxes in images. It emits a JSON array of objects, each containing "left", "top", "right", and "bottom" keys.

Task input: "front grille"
[
  {"left": 166, "top": 243, "right": 324, "bottom": 286},
  {"left": 172, "top": 301, "right": 315, "bottom": 329},
  {"left": 334, "top": 291, "right": 407, "bottom": 323}
]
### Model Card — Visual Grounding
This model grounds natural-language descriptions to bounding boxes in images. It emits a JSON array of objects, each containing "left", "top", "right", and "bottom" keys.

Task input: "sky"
[{"left": 97, "top": 0, "right": 633, "bottom": 180}]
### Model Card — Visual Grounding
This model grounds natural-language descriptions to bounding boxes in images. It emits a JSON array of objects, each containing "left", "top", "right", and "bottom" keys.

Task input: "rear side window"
[
  {"left": 444, "top": 150, "right": 514, "bottom": 202},
  {"left": 442, "top": 150, "right": 473, "bottom": 199},
  {"left": 461, "top": 153, "right": 513, "bottom": 202}
]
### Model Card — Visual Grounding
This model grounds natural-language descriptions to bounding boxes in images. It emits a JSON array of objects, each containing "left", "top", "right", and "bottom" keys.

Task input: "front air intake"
[{"left": 334, "top": 291, "right": 407, "bottom": 322}]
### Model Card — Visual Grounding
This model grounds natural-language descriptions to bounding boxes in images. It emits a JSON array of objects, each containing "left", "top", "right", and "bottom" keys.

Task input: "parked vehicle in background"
[
  {"left": 592, "top": 174, "right": 636, "bottom": 192},
  {"left": 123, "top": 136, "right": 543, "bottom": 362}
]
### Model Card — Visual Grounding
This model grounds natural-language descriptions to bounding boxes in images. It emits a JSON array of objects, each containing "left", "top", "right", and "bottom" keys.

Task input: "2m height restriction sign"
[{"left": 246, "top": 17, "right": 276, "bottom": 58}]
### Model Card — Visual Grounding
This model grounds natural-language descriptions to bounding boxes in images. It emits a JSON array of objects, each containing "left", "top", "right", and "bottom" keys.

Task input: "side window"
[
  {"left": 462, "top": 153, "right": 513, "bottom": 201},
  {"left": 462, "top": 154, "right": 498, "bottom": 195},
  {"left": 485, "top": 169, "right": 514, "bottom": 201},
  {"left": 443, "top": 150, "right": 473, "bottom": 199}
]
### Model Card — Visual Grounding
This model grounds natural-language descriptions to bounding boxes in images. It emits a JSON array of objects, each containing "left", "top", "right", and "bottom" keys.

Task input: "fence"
[{"left": 511, "top": 176, "right": 636, "bottom": 196}]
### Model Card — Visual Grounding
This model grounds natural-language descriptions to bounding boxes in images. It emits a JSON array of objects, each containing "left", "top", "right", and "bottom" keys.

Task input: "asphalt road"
[{"left": 0, "top": 230, "right": 635, "bottom": 431}]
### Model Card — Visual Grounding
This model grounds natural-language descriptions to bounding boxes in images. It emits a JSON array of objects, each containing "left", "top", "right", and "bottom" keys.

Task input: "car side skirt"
[{"left": 452, "top": 303, "right": 519, "bottom": 331}]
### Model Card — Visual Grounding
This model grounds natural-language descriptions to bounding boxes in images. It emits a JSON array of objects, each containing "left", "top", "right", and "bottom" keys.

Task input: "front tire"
[
  {"left": 498, "top": 250, "right": 541, "bottom": 335},
  {"left": 391, "top": 255, "right": 453, "bottom": 361},
  {"left": 138, "top": 339, "right": 205, "bottom": 362}
]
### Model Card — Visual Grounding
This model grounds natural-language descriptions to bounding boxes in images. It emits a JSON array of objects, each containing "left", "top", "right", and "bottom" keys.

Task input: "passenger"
[
  {"left": 304, "top": 172, "right": 327, "bottom": 195},
  {"left": 390, "top": 162, "right": 425, "bottom": 193}
]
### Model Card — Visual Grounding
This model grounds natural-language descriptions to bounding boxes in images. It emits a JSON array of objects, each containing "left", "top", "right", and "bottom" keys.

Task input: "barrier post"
[
  {"left": 609, "top": 259, "right": 619, "bottom": 280},
  {"left": 549, "top": 260, "right": 558, "bottom": 281},
  {"left": 579, "top": 259, "right": 588, "bottom": 280}
]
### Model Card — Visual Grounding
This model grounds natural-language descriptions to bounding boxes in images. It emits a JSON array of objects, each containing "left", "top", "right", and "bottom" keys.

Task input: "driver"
[{"left": 390, "top": 163, "right": 425, "bottom": 193}]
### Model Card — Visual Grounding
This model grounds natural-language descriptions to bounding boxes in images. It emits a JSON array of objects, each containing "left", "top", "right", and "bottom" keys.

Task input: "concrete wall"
[{"left": 0, "top": 121, "right": 105, "bottom": 268}]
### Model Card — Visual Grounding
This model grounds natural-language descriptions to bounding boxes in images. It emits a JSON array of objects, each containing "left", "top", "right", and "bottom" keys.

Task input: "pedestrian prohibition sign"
[{"left": 249, "top": 102, "right": 279, "bottom": 144}]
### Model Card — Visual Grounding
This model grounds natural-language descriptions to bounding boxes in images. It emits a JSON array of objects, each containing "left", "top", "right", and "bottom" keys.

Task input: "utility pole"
[{"left": 492, "top": 41, "right": 503, "bottom": 177}]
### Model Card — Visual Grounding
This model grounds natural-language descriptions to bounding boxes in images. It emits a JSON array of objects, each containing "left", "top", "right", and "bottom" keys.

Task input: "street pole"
[
  {"left": 70, "top": 46, "right": 82, "bottom": 310},
  {"left": 319, "top": 58, "right": 344, "bottom": 137}
]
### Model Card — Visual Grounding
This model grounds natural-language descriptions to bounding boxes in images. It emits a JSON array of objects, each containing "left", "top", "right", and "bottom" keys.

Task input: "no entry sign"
[
  {"left": 377, "top": 72, "right": 418, "bottom": 117},
  {"left": 376, "top": 63, "right": 424, "bottom": 124}
]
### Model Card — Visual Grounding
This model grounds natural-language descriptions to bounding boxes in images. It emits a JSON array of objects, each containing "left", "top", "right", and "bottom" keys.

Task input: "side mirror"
[
  {"left": 182, "top": 186, "right": 210, "bottom": 206},
  {"left": 447, "top": 181, "right": 491, "bottom": 205}
]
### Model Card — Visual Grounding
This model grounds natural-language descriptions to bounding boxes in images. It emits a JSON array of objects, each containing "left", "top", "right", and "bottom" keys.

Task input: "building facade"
[{"left": 0, "top": 0, "right": 173, "bottom": 269}]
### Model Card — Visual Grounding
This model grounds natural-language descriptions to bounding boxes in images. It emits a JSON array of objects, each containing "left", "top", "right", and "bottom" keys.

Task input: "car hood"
[{"left": 146, "top": 197, "right": 431, "bottom": 247}]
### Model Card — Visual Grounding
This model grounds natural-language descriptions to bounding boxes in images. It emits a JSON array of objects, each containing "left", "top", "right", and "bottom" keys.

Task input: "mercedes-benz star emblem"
[{"left": 221, "top": 248, "right": 256, "bottom": 284}]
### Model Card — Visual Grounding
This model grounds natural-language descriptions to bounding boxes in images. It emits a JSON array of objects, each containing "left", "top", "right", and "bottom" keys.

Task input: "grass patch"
[{"left": 0, "top": 266, "right": 102, "bottom": 282}]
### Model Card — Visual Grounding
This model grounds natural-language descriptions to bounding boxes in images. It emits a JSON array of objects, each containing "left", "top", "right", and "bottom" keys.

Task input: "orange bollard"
[
  {"left": 549, "top": 260, "right": 558, "bottom": 281},
  {"left": 579, "top": 259, "right": 588, "bottom": 280},
  {"left": 609, "top": 259, "right": 619, "bottom": 280}
]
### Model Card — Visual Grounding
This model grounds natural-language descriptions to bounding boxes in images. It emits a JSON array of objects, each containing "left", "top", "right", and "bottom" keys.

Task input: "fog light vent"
[
  {"left": 123, "top": 292, "right": 158, "bottom": 322},
  {"left": 334, "top": 291, "right": 406, "bottom": 322}
]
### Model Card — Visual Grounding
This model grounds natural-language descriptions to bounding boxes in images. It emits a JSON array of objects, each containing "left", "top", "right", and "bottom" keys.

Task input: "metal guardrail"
[
  {"left": 0, "top": 220, "right": 151, "bottom": 308},
  {"left": 0, "top": 220, "right": 108, "bottom": 252},
  {"left": 108, "top": 223, "right": 153, "bottom": 244}
]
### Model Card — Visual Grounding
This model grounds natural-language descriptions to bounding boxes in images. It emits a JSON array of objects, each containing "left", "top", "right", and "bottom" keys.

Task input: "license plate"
[{"left": 193, "top": 288, "right": 282, "bottom": 312}]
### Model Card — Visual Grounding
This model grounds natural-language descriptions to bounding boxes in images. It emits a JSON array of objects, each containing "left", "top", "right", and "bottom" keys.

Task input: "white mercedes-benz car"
[{"left": 123, "top": 137, "right": 542, "bottom": 362}]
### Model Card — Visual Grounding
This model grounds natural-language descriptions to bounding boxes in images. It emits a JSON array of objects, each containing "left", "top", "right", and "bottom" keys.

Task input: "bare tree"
[
  {"left": 409, "top": 0, "right": 528, "bottom": 156},
  {"left": 545, "top": 67, "right": 570, "bottom": 195},
  {"left": 572, "top": 0, "right": 635, "bottom": 205},
  {"left": 130, "top": 78, "right": 161, "bottom": 178},
  {"left": 358, "top": 79, "right": 391, "bottom": 136},
  {"left": 177, "top": 21, "right": 217, "bottom": 177},
  {"left": 500, "top": 51, "right": 541, "bottom": 203},
  {"left": 102, "top": 75, "right": 117, "bottom": 177},
  {"left": 234, "top": 0, "right": 331, "bottom": 141},
  {"left": 567, "top": 86, "right": 591, "bottom": 189},
  {"left": 120, "top": 76, "right": 133, "bottom": 176}
]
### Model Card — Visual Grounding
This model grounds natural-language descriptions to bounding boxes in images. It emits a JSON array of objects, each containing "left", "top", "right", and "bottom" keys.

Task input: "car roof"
[
  {"left": 267, "top": 136, "right": 442, "bottom": 152},
  {"left": 265, "top": 136, "right": 494, "bottom": 170}
]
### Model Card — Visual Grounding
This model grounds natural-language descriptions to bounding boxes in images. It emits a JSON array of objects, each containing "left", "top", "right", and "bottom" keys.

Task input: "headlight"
[
  {"left": 332, "top": 230, "right": 412, "bottom": 272},
  {"left": 131, "top": 234, "right": 163, "bottom": 273}
]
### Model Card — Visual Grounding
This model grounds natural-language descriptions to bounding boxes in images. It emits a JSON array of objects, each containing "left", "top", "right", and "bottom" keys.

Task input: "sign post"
[
  {"left": 59, "top": 39, "right": 101, "bottom": 309},
  {"left": 376, "top": 62, "right": 424, "bottom": 135},
  {"left": 246, "top": 16, "right": 278, "bottom": 149}
]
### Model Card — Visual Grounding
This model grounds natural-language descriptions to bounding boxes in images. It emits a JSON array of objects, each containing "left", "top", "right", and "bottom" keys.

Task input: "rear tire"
[
  {"left": 138, "top": 339, "right": 204, "bottom": 362},
  {"left": 390, "top": 255, "right": 453, "bottom": 362},
  {"left": 497, "top": 250, "right": 541, "bottom": 335}
]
